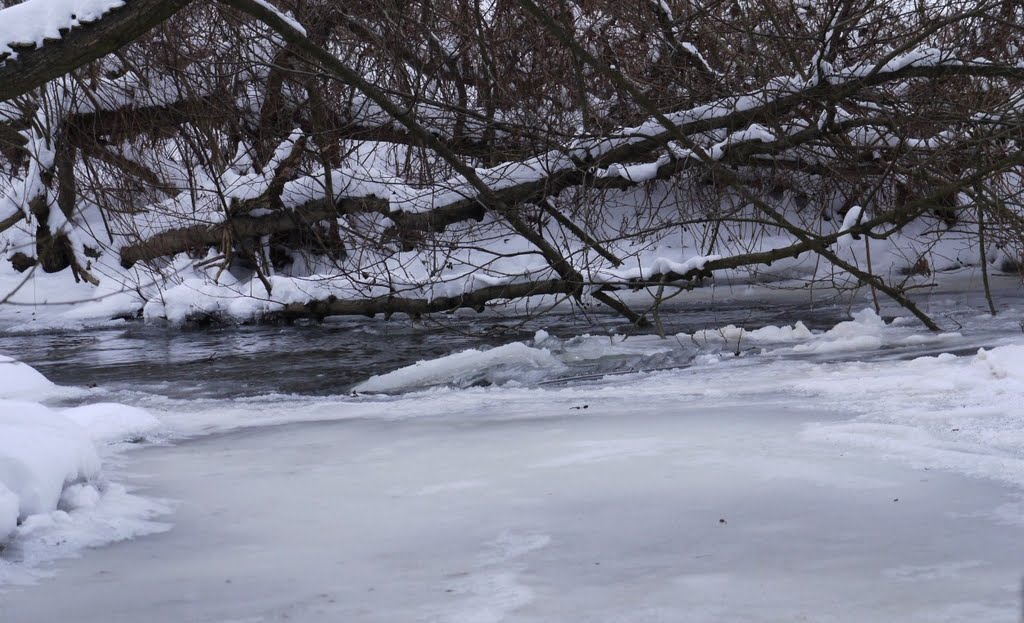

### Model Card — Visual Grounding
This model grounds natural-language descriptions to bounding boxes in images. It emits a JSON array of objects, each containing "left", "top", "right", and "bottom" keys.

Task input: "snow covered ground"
[{"left": 3, "top": 279, "right": 1024, "bottom": 620}]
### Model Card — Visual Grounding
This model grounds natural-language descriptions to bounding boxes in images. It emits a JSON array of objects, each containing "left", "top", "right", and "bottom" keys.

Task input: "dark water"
[
  {"left": 2, "top": 276, "right": 1021, "bottom": 399},
  {"left": 0, "top": 301, "right": 857, "bottom": 399}
]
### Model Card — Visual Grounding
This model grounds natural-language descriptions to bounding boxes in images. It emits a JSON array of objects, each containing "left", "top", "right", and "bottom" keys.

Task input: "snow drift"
[{"left": 0, "top": 355, "right": 168, "bottom": 582}]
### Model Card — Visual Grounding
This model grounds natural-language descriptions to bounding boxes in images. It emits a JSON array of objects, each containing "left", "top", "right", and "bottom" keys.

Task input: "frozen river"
[
  {"left": 3, "top": 276, "right": 1024, "bottom": 621},
  {"left": 4, "top": 403, "right": 1024, "bottom": 623}
]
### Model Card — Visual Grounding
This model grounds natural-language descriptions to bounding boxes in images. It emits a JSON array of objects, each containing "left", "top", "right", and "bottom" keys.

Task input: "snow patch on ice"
[
  {"left": 415, "top": 480, "right": 489, "bottom": 496},
  {"left": 353, "top": 342, "right": 566, "bottom": 393},
  {"left": 0, "top": 483, "right": 171, "bottom": 587},
  {"left": 435, "top": 532, "right": 550, "bottom": 623},
  {"left": 791, "top": 308, "right": 886, "bottom": 353},
  {"left": 683, "top": 309, "right": 912, "bottom": 356},
  {"left": 532, "top": 438, "right": 668, "bottom": 468},
  {"left": 689, "top": 320, "right": 813, "bottom": 347}
]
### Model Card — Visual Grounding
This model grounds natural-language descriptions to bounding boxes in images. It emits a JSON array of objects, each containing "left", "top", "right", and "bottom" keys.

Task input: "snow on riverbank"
[
  {"left": 0, "top": 178, "right": 1014, "bottom": 332},
  {"left": 0, "top": 357, "right": 168, "bottom": 585}
]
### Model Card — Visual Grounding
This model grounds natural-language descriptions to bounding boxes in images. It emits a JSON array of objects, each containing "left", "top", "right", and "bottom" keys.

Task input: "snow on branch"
[
  {"left": 0, "top": 0, "right": 125, "bottom": 61},
  {"left": 0, "top": 0, "right": 194, "bottom": 103}
]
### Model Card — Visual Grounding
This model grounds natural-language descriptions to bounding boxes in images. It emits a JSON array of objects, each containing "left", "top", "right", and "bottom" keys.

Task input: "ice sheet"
[{"left": 2, "top": 408, "right": 1021, "bottom": 622}]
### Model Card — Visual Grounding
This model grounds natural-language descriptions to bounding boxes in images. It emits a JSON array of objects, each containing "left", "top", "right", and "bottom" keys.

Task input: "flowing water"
[
  {"left": 0, "top": 300, "right": 859, "bottom": 398},
  {"left": 1, "top": 282, "right": 1010, "bottom": 400}
]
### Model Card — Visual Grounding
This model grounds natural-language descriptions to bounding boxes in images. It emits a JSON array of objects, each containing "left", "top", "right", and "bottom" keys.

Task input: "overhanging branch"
[{"left": 0, "top": 0, "right": 196, "bottom": 103}]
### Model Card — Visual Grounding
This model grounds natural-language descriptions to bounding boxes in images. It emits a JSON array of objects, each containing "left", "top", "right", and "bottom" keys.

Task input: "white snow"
[
  {"left": 61, "top": 403, "right": 161, "bottom": 444},
  {"left": 349, "top": 308, "right": 955, "bottom": 395},
  {"left": 354, "top": 341, "right": 566, "bottom": 393},
  {"left": 247, "top": 0, "right": 307, "bottom": 36},
  {"left": 0, "top": 401, "right": 100, "bottom": 525},
  {"left": 0, "top": 483, "right": 17, "bottom": 546},
  {"left": 0, "top": 354, "right": 56, "bottom": 399},
  {"left": 4, "top": 295, "right": 1024, "bottom": 621},
  {"left": 8, "top": 307, "right": 1024, "bottom": 619},
  {"left": 837, "top": 204, "right": 864, "bottom": 247},
  {"left": 0, "top": 356, "right": 168, "bottom": 578},
  {"left": 689, "top": 319, "right": 814, "bottom": 347},
  {"left": 593, "top": 254, "right": 720, "bottom": 284},
  {"left": 0, "top": 0, "right": 125, "bottom": 61},
  {"left": 599, "top": 159, "right": 664, "bottom": 182}
]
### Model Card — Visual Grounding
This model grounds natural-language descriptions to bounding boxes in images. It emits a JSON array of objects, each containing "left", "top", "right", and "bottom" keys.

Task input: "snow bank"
[
  {"left": 971, "top": 345, "right": 1024, "bottom": 382},
  {"left": 0, "top": 355, "right": 56, "bottom": 399},
  {"left": 796, "top": 343, "right": 1024, "bottom": 488},
  {"left": 0, "top": 357, "right": 166, "bottom": 566},
  {"left": 0, "top": 403, "right": 99, "bottom": 520},
  {"left": 354, "top": 342, "right": 566, "bottom": 394},
  {"left": 62, "top": 403, "right": 161, "bottom": 444}
]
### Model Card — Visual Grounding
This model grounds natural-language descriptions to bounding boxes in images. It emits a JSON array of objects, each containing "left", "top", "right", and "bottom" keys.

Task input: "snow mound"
[
  {"left": 972, "top": 345, "right": 1024, "bottom": 381},
  {"left": 62, "top": 403, "right": 161, "bottom": 444},
  {"left": 0, "top": 401, "right": 100, "bottom": 534},
  {"left": 354, "top": 342, "right": 566, "bottom": 394},
  {"left": 0, "top": 355, "right": 56, "bottom": 400},
  {"left": 792, "top": 309, "right": 886, "bottom": 353},
  {"left": 0, "top": 358, "right": 167, "bottom": 573}
]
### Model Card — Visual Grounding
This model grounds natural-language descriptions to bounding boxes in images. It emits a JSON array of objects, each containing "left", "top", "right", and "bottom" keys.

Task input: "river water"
[
  {"left": 2, "top": 276, "right": 1024, "bottom": 622},
  {"left": 1, "top": 297, "right": 864, "bottom": 398},
  {"left": 0, "top": 281, "right": 1005, "bottom": 399}
]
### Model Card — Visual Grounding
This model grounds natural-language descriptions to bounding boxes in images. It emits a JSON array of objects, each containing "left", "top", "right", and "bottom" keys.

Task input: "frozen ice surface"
[{"left": 2, "top": 393, "right": 1024, "bottom": 622}]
